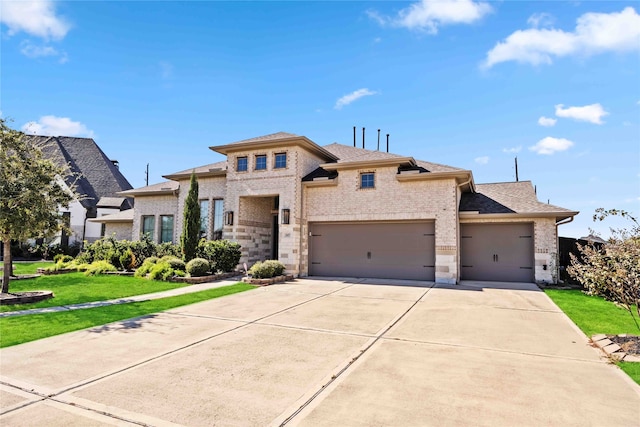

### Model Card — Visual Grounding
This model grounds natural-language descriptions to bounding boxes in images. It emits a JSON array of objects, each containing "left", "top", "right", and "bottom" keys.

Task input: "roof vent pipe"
[
  {"left": 377, "top": 129, "right": 380, "bottom": 151},
  {"left": 386, "top": 134, "right": 389, "bottom": 152},
  {"left": 362, "top": 127, "right": 365, "bottom": 149},
  {"left": 353, "top": 126, "right": 356, "bottom": 147}
]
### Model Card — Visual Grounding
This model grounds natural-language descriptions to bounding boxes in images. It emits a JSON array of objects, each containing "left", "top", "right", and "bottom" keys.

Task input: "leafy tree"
[
  {"left": 181, "top": 171, "right": 200, "bottom": 262},
  {"left": 0, "top": 119, "right": 74, "bottom": 292},
  {"left": 568, "top": 208, "right": 640, "bottom": 331}
]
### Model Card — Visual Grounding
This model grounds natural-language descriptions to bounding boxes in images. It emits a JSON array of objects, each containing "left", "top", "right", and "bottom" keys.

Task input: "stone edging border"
[
  {"left": 592, "top": 334, "right": 640, "bottom": 362},
  {"left": 170, "top": 272, "right": 241, "bottom": 284},
  {"left": 0, "top": 291, "right": 54, "bottom": 305},
  {"left": 241, "top": 275, "right": 295, "bottom": 286}
]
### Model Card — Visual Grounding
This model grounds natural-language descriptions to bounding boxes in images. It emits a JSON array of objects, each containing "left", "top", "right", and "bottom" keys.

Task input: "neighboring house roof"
[
  {"left": 88, "top": 209, "right": 134, "bottom": 223},
  {"left": 460, "top": 181, "right": 577, "bottom": 220},
  {"left": 96, "top": 197, "right": 127, "bottom": 209},
  {"left": 579, "top": 234, "right": 607, "bottom": 244},
  {"left": 27, "top": 135, "right": 133, "bottom": 212},
  {"left": 163, "top": 160, "right": 227, "bottom": 180},
  {"left": 119, "top": 181, "right": 179, "bottom": 197}
]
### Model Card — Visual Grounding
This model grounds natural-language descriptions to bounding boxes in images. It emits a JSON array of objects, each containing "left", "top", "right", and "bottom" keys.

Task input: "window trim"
[
  {"left": 159, "top": 215, "right": 174, "bottom": 243},
  {"left": 359, "top": 172, "right": 375, "bottom": 189},
  {"left": 199, "top": 199, "right": 210, "bottom": 239},
  {"left": 274, "top": 152, "right": 287, "bottom": 169},
  {"left": 254, "top": 154, "right": 267, "bottom": 171},
  {"left": 236, "top": 156, "right": 248, "bottom": 172},
  {"left": 141, "top": 215, "right": 156, "bottom": 241}
]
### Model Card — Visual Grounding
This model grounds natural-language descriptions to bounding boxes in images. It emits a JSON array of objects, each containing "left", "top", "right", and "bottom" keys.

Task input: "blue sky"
[{"left": 1, "top": 0, "right": 639, "bottom": 238}]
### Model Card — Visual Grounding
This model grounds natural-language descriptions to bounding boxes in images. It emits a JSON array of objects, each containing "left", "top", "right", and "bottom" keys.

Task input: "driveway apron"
[{"left": 1, "top": 279, "right": 638, "bottom": 426}]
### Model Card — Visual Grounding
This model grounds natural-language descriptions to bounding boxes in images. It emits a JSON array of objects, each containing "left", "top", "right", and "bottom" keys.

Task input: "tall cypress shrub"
[{"left": 181, "top": 172, "right": 201, "bottom": 262}]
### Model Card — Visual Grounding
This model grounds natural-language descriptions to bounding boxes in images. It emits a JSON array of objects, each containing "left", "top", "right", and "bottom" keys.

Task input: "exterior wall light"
[
  {"left": 281, "top": 208, "right": 290, "bottom": 224},
  {"left": 225, "top": 211, "right": 234, "bottom": 226}
]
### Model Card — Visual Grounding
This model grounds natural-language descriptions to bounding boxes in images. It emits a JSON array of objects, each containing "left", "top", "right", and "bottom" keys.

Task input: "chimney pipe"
[
  {"left": 353, "top": 126, "right": 356, "bottom": 147},
  {"left": 386, "top": 134, "right": 389, "bottom": 152},
  {"left": 377, "top": 129, "right": 380, "bottom": 151},
  {"left": 362, "top": 127, "right": 365, "bottom": 149},
  {"left": 515, "top": 157, "right": 519, "bottom": 182}
]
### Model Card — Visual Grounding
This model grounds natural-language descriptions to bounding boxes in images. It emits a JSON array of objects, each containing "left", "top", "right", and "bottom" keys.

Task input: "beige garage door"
[
  {"left": 460, "top": 223, "right": 534, "bottom": 282},
  {"left": 309, "top": 222, "right": 435, "bottom": 281}
]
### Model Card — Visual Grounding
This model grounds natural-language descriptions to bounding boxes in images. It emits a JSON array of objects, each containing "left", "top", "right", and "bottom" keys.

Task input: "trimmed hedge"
[
  {"left": 196, "top": 239, "right": 241, "bottom": 272},
  {"left": 186, "top": 258, "right": 210, "bottom": 277},
  {"left": 248, "top": 260, "right": 286, "bottom": 279}
]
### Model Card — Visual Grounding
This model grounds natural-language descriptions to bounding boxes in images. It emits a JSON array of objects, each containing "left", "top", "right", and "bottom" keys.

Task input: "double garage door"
[
  {"left": 309, "top": 222, "right": 435, "bottom": 281},
  {"left": 460, "top": 223, "right": 534, "bottom": 283}
]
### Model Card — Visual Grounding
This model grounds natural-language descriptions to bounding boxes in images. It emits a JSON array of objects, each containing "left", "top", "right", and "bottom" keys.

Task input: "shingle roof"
[
  {"left": 460, "top": 181, "right": 576, "bottom": 215},
  {"left": 88, "top": 209, "right": 134, "bottom": 223},
  {"left": 165, "top": 160, "right": 227, "bottom": 178},
  {"left": 228, "top": 132, "right": 299, "bottom": 145},
  {"left": 27, "top": 135, "right": 133, "bottom": 212},
  {"left": 96, "top": 197, "right": 127, "bottom": 208},
  {"left": 119, "top": 180, "right": 179, "bottom": 196}
]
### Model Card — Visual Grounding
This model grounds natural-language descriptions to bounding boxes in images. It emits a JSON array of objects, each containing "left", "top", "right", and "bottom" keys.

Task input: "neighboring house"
[
  {"left": 26, "top": 135, "right": 134, "bottom": 245},
  {"left": 95, "top": 132, "right": 577, "bottom": 284}
]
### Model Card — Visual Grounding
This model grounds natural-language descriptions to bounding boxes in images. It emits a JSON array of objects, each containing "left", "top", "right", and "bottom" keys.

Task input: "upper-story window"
[
  {"left": 360, "top": 172, "right": 375, "bottom": 189},
  {"left": 255, "top": 154, "right": 267, "bottom": 170},
  {"left": 274, "top": 153, "right": 287, "bottom": 169},
  {"left": 237, "top": 156, "right": 248, "bottom": 172}
]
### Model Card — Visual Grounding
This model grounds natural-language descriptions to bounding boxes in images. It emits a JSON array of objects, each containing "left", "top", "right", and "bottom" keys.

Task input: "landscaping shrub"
[
  {"left": 134, "top": 257, "right": 159, "bottom": 278},
  {"left": 160, "top": 256, "right": 186, "bottom": 272},
  {"left": 248, "top": 260, "right": 286, "bottom": 279},
  {"left": 128, "top": 234, "right": 156, "bottom": 267},
  {"left": 148, "top": 261, "right": 185, "bottom": 281},
  {"left": 196, "top": 239, "right": 241, "bottom": 272},
  {"left": 186, "top": 258, "right": 210, "bottom": 277},
  {"left": 156, "top": 242, "right": 181, "bottom": 259},
  {"left": 84, "top": 260, "right": 117, "bottom": 276},
  {"left": 119, "top": 249, "right": 135, "bottom": 271},
  {"left": 53, "top": 254, "right": 73, "bottom": 263}
]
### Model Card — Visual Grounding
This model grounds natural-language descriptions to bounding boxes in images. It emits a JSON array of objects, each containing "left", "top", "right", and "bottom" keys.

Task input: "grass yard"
[
  {"left": 0, "top": 272, "right": 190, "bottom": 312},
  {"left": 10, "top": 261, "right": 53, "bottom": 275},
  {"left": 0, "top": 282, "right": 255, "bottom": 347},
  {"left": 545, "top": 289, "right": 640, "bottom": 385}
]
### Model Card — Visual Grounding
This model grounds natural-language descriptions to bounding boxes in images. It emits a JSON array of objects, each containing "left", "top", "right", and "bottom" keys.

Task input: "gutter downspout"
[
  {"left": 454, "top": 176, "right": 473, "bottom": 285},
  {"left": 555, "top": 216, "right": 575, "bottom": 284}
]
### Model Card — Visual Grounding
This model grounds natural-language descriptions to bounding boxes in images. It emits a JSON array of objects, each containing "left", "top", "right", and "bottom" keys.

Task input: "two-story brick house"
[{"left": 97, "top": 132, "right": 577, "bottom": 284}]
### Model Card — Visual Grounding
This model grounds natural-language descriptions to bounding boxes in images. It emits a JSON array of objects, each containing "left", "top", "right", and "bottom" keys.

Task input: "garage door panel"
[
  {"left": 461, "top": 223, "right": 534, "bottom": 283},
  {"left": 310, "top": 222, "right": 435, "bottom": 281}
]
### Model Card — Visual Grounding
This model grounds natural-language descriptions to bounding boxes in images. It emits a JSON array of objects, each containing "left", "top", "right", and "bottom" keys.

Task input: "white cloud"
[
  {"left": 527, "top": 13, "right": 555, "bottom": 28},
  {"left": 529, "top": 136, "right": 574, "bottom": 155},
  {"left": 334, "top": 88, "right": 378, "bottom": 110},
  {"left": 483, "top": 7, "right": 640, "bottom": 68},
  {"left": 502, "top": 146, "right": 522, "bottom": 153},
  {"left": 22, "top": 116, "right": 94, "bottom": 137},
  {"left": 474, "top": 156, "right": 489, "bottom": 164},
  {"left": 555, "top": 103, "right": 609, "bottom": 124},
  {"left": 20, "top": 40, "right": 67, "bottom": 63},
  {"left": 368, "top": 0, "right": 492, "bottom": 34},
  {"left": 538, "top": 116, "right": 557, "bottom": 127},
  {"left": 0, "top": 0, "right": 70, "bottom": 40}
]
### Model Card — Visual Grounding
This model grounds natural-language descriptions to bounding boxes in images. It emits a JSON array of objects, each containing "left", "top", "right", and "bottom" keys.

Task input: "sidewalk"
[{"left": 0, "top": 276, "right": 244, "bottom": 318}]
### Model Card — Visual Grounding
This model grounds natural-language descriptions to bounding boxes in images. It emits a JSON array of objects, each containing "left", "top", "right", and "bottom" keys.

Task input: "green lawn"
[
  {"left": 0, "top": 282, "right": 255, "bottom": 347},
  {"left": 10, "top": 261, "right": 53, "bottom": 275},
  {"left": 1, "top": 272, "right": 190, "bottom": 312},
  {"left": 545, "top": 289, "right": 640, "bottom": 385}
]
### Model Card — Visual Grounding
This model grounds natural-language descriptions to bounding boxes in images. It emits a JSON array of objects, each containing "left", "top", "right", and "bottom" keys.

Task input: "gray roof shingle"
[
  {"left": 165, "top": 160, "right": 227, "bottom": 178},
  {"left": 228, "top": 132, "right": 300, "bottom": 145},
  {"left": 119, "top": 180, "right": 179, "bottom": 196},
  {"left": 27, "top": 135, "right": 133, "bottom": 212}
]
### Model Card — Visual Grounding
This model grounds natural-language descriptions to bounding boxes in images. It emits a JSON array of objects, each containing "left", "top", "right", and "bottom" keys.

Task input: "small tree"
[
  {"left": 0, "top": 119, "right": 74, "bottom": 292},
  {"left": 181, "top": 171, "right": 200, "bottom": 262},
  {"left": 568, "top": 208, "right": 640, "bottom": 331}
]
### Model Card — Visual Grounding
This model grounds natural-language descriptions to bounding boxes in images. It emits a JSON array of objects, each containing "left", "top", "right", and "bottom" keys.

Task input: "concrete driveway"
[{"left": 1, "top": 278, "right": 638, "bottom": 426}]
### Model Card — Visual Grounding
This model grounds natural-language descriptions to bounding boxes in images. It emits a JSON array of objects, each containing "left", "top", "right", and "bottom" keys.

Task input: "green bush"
[
  {"left": 197, "top": 239, "right": 241, "bottom": 272},
  {"left": 119, "top": 249, "right": 135, "bottom": 271},
  {"left": 148, "top": 261, "right": 185, "bottom": 281},
  {"left": 186, "top": 258, "right": 210, "bottom": 277},
  {"left": 134, "top": 257, "right": 159, "bottom": 278},
  {"left": 248, "top": 260, "right": 286, "bottom": 279},
  {"left": 128, "top": 234, "right": 156, "bottom": 267},
  {"left": 84, "top": 260, "right": 117, "bottom": 276},
  {"left": 156, "top": 242, "right": 181, "bottom": 258},
  {"left": 159, "top": 256, "right": 186, "bottom": 272},
  {"left": 53, "top": 254, "right": 73, "bottom": 263}
]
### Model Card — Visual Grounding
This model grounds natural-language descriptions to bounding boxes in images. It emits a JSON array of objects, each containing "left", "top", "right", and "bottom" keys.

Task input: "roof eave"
[
  {"left": 162, "top": 170, "right": 227, "bottom": 180},
  {"left": 117, "top": 189, "right": 177, "bottom": 197},
  {"left": 396, "top": 170, "right": 473, "bottom": 183},
  {"left": 459, "top": 211, "right": 579, "bottom": 221},
  {"left": 210, "top": 136, "right": 339, "bottom": 162},
  {"left": 321, "top": 157, "right": 416, "bottom": 171}
]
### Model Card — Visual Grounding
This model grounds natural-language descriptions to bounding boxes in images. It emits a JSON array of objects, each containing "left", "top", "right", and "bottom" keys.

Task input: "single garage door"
[
  {"left": 309, "top": 222, "right": 435, "bottom": 281},
  {"left": 460, "top": 223, "right": 534, "bottom": 282}
]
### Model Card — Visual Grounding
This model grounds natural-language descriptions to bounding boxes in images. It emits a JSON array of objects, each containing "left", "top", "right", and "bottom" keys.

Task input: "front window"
[
  {"left": 274, "top": 153, "right": 287, "bottom": 169},
  {"left": 213, "top": 199, "right": 224, "bottom": 240},
  {"left": 200, "top": 199, "right": 209, "bottom": 239},
  {"left": 255, "top": 154, "right": 267, "bottom": 170},
  {"left": 237, "top": 157, "right": 248, "bottom": 172},
  {"left": 360, "top": 172, "right": 375, "bottom": 189},
  {"left": 160, "top": 215, "right": 174, "bottom": 243},
  {"left": 142, "top": 216, "right": 155, "bottom": 240}
]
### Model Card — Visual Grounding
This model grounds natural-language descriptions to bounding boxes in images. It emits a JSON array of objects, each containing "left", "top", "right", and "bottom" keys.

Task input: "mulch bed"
[
  {"left": 609, "top": 335, "right": 640, "bottom": 356},
  {"left": 0, "top": 291, "right": 54, "bottom": 305}
]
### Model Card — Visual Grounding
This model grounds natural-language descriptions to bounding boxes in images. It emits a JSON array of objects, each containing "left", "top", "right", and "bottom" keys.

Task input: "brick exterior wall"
[
  {"left": 104, "top": 222, "right": 133, "bottom": 241},
  {"left": 132, "top": 194, "right": 179, "bottom": 242}
]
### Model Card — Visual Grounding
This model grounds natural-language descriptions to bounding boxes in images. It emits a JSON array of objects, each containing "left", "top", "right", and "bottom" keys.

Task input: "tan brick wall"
[
  {"left": 104, "top": 222, "right": 133, "bottom": 241},
  {"left": 303, "top": 170, "right": 460, "bottom": 283},
  {"left": 459, "top": 216, "right": 557, "bottom": 283},
  {"left": 132, "top": 194, "right": 179, "bottom": 242},
  {"left": 175, "top": 176, "right": 226, "bottom": 242}
]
